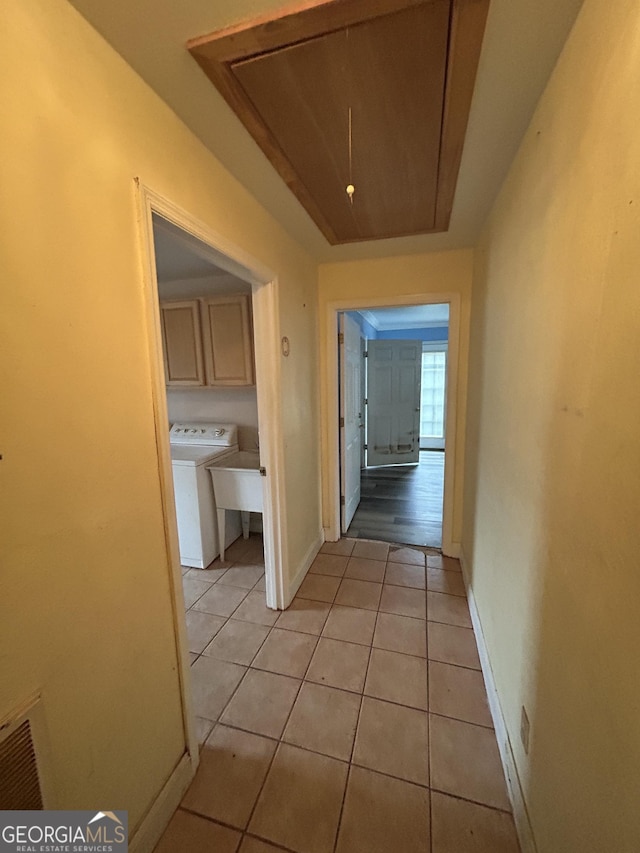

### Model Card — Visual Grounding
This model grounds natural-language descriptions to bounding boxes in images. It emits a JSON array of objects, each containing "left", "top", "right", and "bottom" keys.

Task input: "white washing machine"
[{"left": 169, "top": 422, "right": 242, "bottom": 568}]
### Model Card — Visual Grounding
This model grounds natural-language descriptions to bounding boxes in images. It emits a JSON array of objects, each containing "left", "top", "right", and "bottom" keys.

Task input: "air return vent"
[
  {"left": 0, "top": 696, "right": 51, "bottom": 809},
  {"left": 0, "top": 720, "right": 43, "bottom": 809}
]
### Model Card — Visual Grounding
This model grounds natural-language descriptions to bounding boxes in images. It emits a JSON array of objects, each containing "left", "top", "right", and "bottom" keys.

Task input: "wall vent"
[
  {"left": 0, "top": 719, "right": 43, "bottom": 809},
  {"left": 0, "top": 695, "right": 51, "bottom": 809}
]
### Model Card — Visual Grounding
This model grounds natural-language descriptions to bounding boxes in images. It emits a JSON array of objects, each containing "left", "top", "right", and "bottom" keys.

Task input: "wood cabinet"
[
  {"left": 159, "top": 300, "right": 205, "bottom": 386},
  {"left": 160, "top": 294, "right": 254, "bottom": 388},
  {"left": 201, "top": 295, "right": 254, "bottom": 386}
]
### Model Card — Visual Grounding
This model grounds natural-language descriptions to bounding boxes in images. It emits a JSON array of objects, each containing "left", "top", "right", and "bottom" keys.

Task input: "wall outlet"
[{"left": 520, "top": 705, "right": 530, "bottom": 754}]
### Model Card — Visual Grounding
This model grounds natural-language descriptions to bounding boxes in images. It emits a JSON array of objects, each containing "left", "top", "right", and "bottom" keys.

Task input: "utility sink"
[{"left": 207, "top": 451, "right": 263, "bottom": 559}]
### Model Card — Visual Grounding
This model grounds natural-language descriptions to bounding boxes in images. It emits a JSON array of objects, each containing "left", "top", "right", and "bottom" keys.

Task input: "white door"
[
  {"left": 339, "top": 314, "right": 362, "bottom": 531},
  {"left": 367, "top": 339, "right": 422, "bottom": 467}
]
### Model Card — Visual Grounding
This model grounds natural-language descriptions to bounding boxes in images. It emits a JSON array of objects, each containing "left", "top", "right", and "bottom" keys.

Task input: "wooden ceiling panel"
[{"left": 188, "top": 0, "right": 490, "bottom": 245}]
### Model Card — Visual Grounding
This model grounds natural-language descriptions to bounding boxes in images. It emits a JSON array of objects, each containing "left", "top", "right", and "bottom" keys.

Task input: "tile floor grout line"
[
  {"left": 429, "top": 621, "right": 477, "bottom": 632},
  {"left": 210, "top": 717, "right": 427, "bottom": 774},
  {"left": 247, "top": 640, "right": 322, "bottom": 679},
  {"left": 291, "top": 617, "right": 427, "bottom": 662},
  {"left": 311, "top": 596, "right": 429, "bottom": 619},
  {"left": 428, "top": 709, "right": 495, "bottom": 732},
  {"left": 428, "top": 785, "right": 515, "bottom": 815},
  {"left": 428, "top": 655, "right": 482, "bottom": 672},
  {"left": 333, "top": 610, "right": 404, "bottom": 853},
  {"left": 191, "top": 608, "right": 474, "bottom": 666},
  {"left": 428, "top": 589, "right": 470, "bottom": 601},
  {"left": 428, "top": 657, "right": 485, "bottom": 674},
  {"left": 178, "top": 539, "right": 513, "bottom": 852},
  {"left": 187, "top": 548, "right": 273, "bottom": 838},
  {"left": 219, "top": 618, "right": 274, "bottom": 670},
  {"left": 200, "top": 674, "right": 429, "bottom": 717},
  {"left": 199, "top": 594, "right": 265, "bottom": 729},
  {"left": 348, "top": 758, "right": 430, "bottom": 791},
  {"left": 240, "top": 686, "right": 302, "bottom": 838},
  {"left": 182, "top": 579, "right": 220, "bottom": 610},
  {"left": 428, "top": 713, "right": 435, "bottom": 851},
  {"left": 426, "top": 617, "right": 473, "bottom": 630},
  {"left": 425, "top": 605, "right": 431, "bottom": 801},
  {"left": 425, "top": 573, "right": 435, "bottom": 850},
  {"left": 178, "top": 806, "right": 253, "bottom": 838},
  {"left": 241, "top": 829, "right": 300, "bottom": 853},
  {"left": 331, "top": 763, "right": 354, "bottom": 853},
  {"left": 428, "top": 783, "right": 434, "bottom": 853},
  {"left": 197, "top": 662, "right": 490, "bottom": 733},
  {"left": 240, "top": 601, "right": 331, "bottom": 843}
]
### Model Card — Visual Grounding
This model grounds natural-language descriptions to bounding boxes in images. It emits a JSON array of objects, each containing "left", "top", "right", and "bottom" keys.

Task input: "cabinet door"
[
  {"left": 201, "top": 294, "right": 254, "bottom": 386},
  {"left": 159, "top": 300, "right": 205, "bottom": 386}
]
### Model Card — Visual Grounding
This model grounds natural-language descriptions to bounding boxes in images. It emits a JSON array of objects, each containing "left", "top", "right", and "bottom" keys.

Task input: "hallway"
[
  {"left": 347, "top": 451, "right": 445, "bottom": 548},
  {"left": 158, "top": 536, "right": 519, "bottom": 853}
]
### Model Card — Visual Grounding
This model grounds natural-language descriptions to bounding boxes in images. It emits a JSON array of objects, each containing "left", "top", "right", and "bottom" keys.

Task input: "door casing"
[
  {"left": 135, "top": 181, "right": 288, "bottom": 777},
  {"left": 339, "top": 313, "right": 362, "bottom": 531}
]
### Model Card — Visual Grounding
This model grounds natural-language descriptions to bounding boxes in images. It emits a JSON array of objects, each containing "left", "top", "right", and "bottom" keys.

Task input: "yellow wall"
[
  {"left": 318, "top": 250, "right": 473, "bottom": 546},
  {"left": 462, "top": 0, "right": 640, "bottom": 849},
  {"left": 0, "top": 0, "right": 319, "bottom": 830}
]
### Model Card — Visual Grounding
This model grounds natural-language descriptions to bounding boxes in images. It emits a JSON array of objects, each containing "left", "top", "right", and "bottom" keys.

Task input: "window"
[{"left": 420, "top": 344, "right": 447, "bottom": 448}]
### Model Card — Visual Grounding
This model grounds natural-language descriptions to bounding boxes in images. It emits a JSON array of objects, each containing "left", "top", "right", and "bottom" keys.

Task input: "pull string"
[
  {"left": 347, "top": 107, "right": 354, "bottom": 205},
  {"left": 345, "top": 27, "right": 355, "bottom": 204}
]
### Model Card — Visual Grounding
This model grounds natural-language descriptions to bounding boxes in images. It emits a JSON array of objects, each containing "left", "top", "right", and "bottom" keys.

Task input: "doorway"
[
  {"left": 326, "top": 294, "right": 460, "bottom": 557},
  {"left": 136, "top": 183, "right": 287, "bottom": 764},
  {"left": 339, "top": 305, "right": 448, "bottom": 549}
]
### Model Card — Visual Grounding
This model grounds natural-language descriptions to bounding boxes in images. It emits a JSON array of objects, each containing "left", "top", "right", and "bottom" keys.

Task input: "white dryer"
[{"left": 169, "top": 423, "right": 242, "bottom": 568}]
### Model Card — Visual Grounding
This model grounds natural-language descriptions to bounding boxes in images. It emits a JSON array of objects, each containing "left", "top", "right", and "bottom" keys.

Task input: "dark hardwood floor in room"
[{"left": 347, "top": 451, "right": 444, "bottom": 549}]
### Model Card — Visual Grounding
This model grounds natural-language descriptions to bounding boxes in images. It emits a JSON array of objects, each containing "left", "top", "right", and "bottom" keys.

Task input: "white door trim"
[
  {"left": 339, "top": 313, "right": 362, "bottom": 532},
  {"left": 135, "top": 181, "right": 288, "bottom": 772},
  {"left": 325, "top": 293, "right": 461, "bottom": 556}
]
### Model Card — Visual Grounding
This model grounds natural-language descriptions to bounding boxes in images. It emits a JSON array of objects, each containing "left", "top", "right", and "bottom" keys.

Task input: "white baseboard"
[
  {"left": 460, "top": 549, "right": 537, "bottom": 853},
  {"left": 442, "top": 541, "right": 461, "bottom": 558},
  {"left": 129, "top": 753, "right": 194, "bottom": 853},
  {"left": 322, "top": 526, "right": 338, "bottom": 543},
  {"left": 285, "top": 530, "right": 324, "bottom": 607}
]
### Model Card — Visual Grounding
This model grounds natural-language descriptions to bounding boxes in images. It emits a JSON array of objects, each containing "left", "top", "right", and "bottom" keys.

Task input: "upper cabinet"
[
  {"left": 160, "top": 294, "right": 254, "bottom": 388},
  {"left": 160, "top": 300, "right": 205, "bottom": 386},
  {"left": 201, "top": 295, "right": 254, "bottom": 386}
]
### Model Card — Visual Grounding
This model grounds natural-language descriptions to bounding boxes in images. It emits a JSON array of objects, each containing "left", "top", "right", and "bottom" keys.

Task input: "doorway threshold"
[{"left": 346, "top": 451, "right": 444, "bottom": 549}]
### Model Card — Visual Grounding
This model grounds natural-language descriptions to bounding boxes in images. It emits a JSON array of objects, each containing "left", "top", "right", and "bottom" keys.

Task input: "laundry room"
[
  {"left": 154, "top": 216, "right": 259, "bottom": 447},
  {"left": 152, "top": 214, "right": 264, "bottom": 571}
]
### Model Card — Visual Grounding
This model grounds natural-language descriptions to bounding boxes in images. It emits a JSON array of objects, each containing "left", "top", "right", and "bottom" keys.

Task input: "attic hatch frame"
[{"left": 187, "top": 0, "right": 490, "bottom": 246}]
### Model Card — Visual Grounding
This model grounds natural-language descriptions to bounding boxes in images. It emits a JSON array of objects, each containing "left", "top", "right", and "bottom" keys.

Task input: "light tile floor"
[{"left": 155, "top": 535, "right": 520, "bottom": 853}]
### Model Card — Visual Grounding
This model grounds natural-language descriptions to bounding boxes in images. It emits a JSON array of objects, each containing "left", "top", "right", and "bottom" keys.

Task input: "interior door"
[
  {"left": 339, "top": 314, "right": 362, "bottom": 531},
  {"left": 367, "top": 339, "right": 422, "bottom": 467}
]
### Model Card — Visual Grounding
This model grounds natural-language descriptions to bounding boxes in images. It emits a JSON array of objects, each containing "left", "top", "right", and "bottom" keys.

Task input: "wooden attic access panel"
[{"left": 188, "top": 0, "right": 489, "bottom": 245}]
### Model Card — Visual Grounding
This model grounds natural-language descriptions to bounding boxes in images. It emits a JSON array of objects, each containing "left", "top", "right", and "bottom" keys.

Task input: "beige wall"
[
  {"left": 462, "top": 0, "right": 640, "bottom": 849},
  {"left": 0, "top": 0, "right": 320, "bottom": 831},
  {"left": 318, "top": 250, "right": 473, "bottom": 546}
]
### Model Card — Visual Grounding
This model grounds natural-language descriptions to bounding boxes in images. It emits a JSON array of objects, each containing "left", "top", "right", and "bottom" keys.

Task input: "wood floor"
[{"left": 346, "top": 451, "right": 444, "bottom": 549}]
